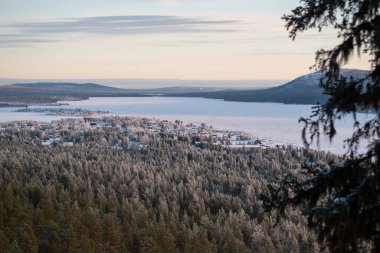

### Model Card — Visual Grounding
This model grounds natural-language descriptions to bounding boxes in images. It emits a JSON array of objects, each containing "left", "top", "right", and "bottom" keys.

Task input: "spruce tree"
[{"left": 263, "top": 1, "right": 380, "bottom": 252}]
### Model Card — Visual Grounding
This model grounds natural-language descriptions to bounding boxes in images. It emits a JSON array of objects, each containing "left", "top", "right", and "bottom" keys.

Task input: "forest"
[{"left": 0, "top": 121, "right": 339, "bottom": 252}]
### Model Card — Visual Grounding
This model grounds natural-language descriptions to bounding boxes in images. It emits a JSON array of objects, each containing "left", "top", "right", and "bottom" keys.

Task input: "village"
[{"left": 0, "top": 116, "right": 275, "bottom": 150}]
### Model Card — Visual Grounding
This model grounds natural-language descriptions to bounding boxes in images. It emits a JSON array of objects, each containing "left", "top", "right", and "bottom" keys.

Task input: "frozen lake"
[{"left": 0, "top": 97, "right": 373, "bottom": 154}]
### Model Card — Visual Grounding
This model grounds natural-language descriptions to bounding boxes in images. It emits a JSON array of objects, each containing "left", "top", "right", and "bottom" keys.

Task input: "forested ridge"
[{"left": 0, "top": 126, "right": 338, "bottom": 252}]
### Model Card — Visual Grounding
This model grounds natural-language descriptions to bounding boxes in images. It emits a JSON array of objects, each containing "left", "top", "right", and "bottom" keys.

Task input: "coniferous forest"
[{"left": 0, "top": 120, "right": 339, "bottom": 252}]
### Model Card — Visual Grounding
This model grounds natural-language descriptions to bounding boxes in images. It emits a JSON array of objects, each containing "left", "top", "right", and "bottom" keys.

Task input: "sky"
[{"left": 0, "top": 0, "right": 370, "bottom": 83}]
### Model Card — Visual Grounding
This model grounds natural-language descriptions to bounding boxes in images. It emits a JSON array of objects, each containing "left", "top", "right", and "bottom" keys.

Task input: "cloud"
[
  {"left": 0, "top": 15, "right": 239, "bottom": 47},
  {"left": 0, "top": 34, "right": 60, "bottom": 47}
]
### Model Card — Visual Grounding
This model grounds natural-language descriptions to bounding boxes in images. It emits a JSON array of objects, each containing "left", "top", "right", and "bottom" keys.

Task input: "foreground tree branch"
[{"left": 262, "top": 1, "right": 380, "bottom": 252}]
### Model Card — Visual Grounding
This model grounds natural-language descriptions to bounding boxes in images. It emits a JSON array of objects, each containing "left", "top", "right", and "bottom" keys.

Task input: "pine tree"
[{"left": 263, "top": 1, "right": 380, "bottom": 252}]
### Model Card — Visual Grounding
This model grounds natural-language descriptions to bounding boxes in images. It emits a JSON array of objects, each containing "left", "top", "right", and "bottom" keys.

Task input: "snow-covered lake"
[{"left": 0, "top": 97, "right": 373, "bottom": 154}]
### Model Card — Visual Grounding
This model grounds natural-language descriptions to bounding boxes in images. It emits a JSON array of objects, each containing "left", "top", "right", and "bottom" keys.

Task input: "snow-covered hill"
[{"left": 282, "top": 69, "right": 369, "bottom": 89}]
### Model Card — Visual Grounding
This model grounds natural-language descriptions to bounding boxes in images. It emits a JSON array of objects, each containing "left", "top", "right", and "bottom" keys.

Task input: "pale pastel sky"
[{"left": 0, "top": 0, "right": 370, "bottom": 81}]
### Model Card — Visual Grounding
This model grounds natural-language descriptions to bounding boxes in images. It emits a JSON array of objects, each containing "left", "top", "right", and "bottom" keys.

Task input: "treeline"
[
  {"left": 0, "top": 129, "right": 338, "bottom": 252},
  {"left": 166, "top": 86, "right": 327, "bottom": 105}
]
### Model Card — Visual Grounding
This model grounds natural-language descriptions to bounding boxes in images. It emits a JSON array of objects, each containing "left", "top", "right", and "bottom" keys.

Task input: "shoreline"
[{"left": 1, "top": 96, "right": 370, "bottom": 155}]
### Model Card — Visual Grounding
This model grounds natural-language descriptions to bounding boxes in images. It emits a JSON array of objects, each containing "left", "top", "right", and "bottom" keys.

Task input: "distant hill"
[
  {"left": 0, "top": 82, "right": 148, "bottom": 97},
  {"left": 0, "top": 69, "right": 369, "bottom": 104},
  {"left": 0, "top": 82, "right": 230, "bottom": 98},
  {"left": 169, "top": 69, "right": 369, "bottom": 104},
  {"left": 13, "top": 82, "right": 124, "bottom": 92},
  {"left": 279, "top": 69, "right": 368, "bottom": 89}
]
